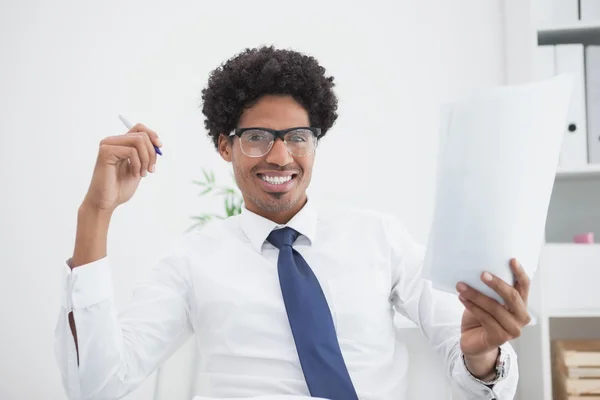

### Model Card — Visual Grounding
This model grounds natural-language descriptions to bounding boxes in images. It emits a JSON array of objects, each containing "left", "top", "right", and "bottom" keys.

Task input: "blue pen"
[{"left": 118, "top": 114, "right": 163, "bottom": 155}]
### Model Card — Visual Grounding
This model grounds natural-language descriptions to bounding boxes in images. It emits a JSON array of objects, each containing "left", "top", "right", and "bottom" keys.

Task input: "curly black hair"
[{"left": 201, "top": 45, "right": 338, "bottom": 149}]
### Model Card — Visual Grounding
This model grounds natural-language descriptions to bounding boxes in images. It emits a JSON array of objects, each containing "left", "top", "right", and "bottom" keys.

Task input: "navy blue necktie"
[{"left": 267, "top": 227, "right": 358, "bottom": 400}]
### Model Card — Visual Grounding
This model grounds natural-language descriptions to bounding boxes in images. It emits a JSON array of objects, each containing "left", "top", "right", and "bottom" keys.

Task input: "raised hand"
[{"left": 83, "top": 123, "right": 162, "bottom": 212}]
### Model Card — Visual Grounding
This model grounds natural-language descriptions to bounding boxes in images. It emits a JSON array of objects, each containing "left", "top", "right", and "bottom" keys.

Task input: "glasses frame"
[{"left": 228, "top": 126, "right": 322, "bottom": 158}]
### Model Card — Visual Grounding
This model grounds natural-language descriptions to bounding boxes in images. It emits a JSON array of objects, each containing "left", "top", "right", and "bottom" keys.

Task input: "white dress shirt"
[{"left": 54, "top": 201, "right": 519, "bottom": 399}]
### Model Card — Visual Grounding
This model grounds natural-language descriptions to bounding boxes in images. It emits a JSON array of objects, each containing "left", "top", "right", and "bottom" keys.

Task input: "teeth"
[{"left": 260, "top": 175, "right": 293, "bottom": 185}]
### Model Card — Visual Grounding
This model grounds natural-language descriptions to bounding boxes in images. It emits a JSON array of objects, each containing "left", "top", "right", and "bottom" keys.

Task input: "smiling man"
[
  {"left": 55, "top": 46, "right": 529, "bottom": 400},
  {"left": 222, "top": 96, "right": 316, "bottom": 224}
]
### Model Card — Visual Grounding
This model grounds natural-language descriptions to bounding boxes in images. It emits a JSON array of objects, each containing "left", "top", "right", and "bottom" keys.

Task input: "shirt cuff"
[
  {"left": 452, "top": 342, "right": 518, "bottom": 399},
  {"left": 62, "top": 257, "right": 113, "bottom": 310}
]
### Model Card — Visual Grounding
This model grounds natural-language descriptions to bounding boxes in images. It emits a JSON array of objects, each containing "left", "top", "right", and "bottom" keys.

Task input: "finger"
[
  {"left": 103, "top": 134, "right": 150, "bottom": 176},
  {"left": 457, "top": 283, "right": 524, "bottom": 337},
  {"left": 128, "top": 123, "right": 163, "bottom": 149},
  {"left": 100, "top": 144, "right": 141, "bottom": 178},
  {"left": 127, "top": 131, "right": 156, "bottom": 173},
  {"left": 459, "top": 296, "right": 515, "bottom": 342},
  {"left": 510, "top": 258, "right": 530, "bottom": 303},
  {"left": 480, "top": 271, "right": 529, "bottom": 322},
  {"left": 124, "top": 147, "right": 142, "bottom": 178},
  {"left": 128, "top": 133, "right": 151, "bottom": 176},
  {"left": 102, "top": 133, "right": 157, "bottom": 171}
]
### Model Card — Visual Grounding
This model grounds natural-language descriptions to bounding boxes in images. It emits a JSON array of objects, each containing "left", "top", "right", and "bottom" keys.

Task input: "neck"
[{"left": 245, "top": 195, "right": 307, "bottom": 225}]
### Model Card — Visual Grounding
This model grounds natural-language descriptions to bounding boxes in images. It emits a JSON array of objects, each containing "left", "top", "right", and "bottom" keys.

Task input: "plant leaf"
[
  {"left": 198, "top": 187, "right": 213, "bottom": 196},
  {"left": 202, "top": 169, "right": 211, "bottom": 183},
  {"left": 190, "top": 168, "right": 244, "bottom": 227},
  {"left": 224, "top": 196, "right": 231, "bottom": 215},
  {"left": 186, "top": 223, "right": 201, "bottom": 233},
  {"left": 216, "top": 188, "right": 235, "bottom": 196}
]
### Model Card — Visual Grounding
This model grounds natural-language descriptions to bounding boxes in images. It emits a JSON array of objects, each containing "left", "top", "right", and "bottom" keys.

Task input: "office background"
[{"left": 4, "top": 0, "right": 598, "bottom": 399}]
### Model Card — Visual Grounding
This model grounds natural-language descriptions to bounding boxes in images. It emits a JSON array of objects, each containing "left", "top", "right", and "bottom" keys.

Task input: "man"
[{"left": 55, "top": 46, "right": 530, "bottom": 400}]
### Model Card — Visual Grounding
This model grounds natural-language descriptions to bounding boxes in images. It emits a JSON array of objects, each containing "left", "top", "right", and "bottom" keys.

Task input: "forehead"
[{"left": 238, "top": 95, "right": 310, "bottom": 129}]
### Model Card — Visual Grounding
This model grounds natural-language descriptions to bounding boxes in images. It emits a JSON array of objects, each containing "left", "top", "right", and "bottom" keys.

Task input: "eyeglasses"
[{"left": 228, "top": 127, "right": 322, "bottom": 158}]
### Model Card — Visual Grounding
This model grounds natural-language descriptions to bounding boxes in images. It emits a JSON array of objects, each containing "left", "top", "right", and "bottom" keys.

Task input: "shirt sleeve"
[
  {"left": 384, "top": 215, "right": 519, "bottom": 399},
  {"left": 54, "top": 252, "right": 193, "bottom": 400}
]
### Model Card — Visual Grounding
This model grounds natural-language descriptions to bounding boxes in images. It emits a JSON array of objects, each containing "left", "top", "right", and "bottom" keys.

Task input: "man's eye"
[
  {"left": 247, "top": 134, "right": 268, "bottom": 141},
  {"left": 289, "top": 135, "right": 307, "bottom": 142}
]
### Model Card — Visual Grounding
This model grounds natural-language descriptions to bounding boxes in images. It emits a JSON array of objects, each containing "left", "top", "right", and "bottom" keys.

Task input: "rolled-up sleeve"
[
  {"left": 54, "top": 254, "right": 193, "bottom": 399},
  {"left": 384, "top": 215, "right": 519, "bottom": 399}
]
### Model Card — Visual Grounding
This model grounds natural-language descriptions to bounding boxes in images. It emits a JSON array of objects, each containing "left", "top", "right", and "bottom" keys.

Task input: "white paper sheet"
[{"left": 422, "top": 74, "right": 574, "bottom": 304}]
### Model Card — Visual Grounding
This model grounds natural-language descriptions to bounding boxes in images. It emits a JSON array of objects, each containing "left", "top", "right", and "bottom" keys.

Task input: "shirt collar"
[{"left": 239, "top": 199, "right": 317, "bottom": 253}]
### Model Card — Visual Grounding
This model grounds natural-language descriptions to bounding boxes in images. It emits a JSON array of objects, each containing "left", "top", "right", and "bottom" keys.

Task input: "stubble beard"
[{"left": 240, "top": 170, "right": 307, "bottom": 214}]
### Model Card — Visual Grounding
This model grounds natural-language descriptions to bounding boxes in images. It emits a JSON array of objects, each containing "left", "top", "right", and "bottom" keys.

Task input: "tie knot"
[{"left": 267, "top": 227, "right": 300, "bottom": 249}]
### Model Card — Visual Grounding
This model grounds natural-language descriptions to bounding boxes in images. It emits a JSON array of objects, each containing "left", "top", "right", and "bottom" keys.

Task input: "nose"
[{"left": 265, "top": 138, "right": 294, "bottom": 166}]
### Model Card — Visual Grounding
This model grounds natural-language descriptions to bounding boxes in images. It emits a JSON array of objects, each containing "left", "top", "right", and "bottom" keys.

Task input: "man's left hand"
[{"left": 456, "top": 258, "right": 531, "bottom": 379}]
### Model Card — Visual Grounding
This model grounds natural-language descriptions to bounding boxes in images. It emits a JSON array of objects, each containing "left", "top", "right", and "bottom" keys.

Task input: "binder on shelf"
[
  {"left": 555, "top": 44, "right": 588, "bottom": 167},
  {"left": 580, "top": 0, "right": 600, "bottom": 20},
  {"left": 587, "top": 46, "right": 600, "bottom": 163},
  {"left": 552, "top": 0, "right": 580, "bottom": 24}
]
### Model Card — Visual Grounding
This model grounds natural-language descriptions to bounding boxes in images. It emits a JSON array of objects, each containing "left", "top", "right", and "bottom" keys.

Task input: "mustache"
[{"left": 252, "top": 164, "right": 302, "bottom": 173}]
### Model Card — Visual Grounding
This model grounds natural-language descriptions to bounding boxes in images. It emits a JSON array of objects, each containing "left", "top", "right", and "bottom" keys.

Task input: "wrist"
[
  {"left": 464, "top": 348, "right": 499, "bottom": 381},
  {"left": 71, "top": 202, "right": 112, "bottom": 268},
  {"left": 79, "top": 200, "right": 115, "bottom": 220}
]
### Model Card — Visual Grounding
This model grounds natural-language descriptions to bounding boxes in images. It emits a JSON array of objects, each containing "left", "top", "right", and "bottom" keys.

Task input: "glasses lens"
[
  {"left": 240, "top": 129, "right": 274, "bottom": 157},
  {"left": 284, "top": 128, "right": 317, "bottom": 156}
]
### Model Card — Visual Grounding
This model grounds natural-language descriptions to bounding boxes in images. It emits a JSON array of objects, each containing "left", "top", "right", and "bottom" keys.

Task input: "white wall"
[{"left": 0, "top": 0, "right": 505, "bottom": 399}]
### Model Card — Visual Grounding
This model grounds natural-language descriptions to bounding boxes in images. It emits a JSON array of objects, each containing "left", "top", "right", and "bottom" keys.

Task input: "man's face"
[{"left": 218, "top": 95, "right": 315, "bottom": 221}]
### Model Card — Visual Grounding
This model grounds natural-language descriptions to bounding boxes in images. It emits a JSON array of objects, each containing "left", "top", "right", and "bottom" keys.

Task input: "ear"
[{"left": 218, "top": 134, "right": 232, "bottom": 162}]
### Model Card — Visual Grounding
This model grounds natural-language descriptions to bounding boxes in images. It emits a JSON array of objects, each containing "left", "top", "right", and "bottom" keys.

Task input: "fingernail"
[
  {"left": 150, "top": 164, "right": 155, "bottom": 173},
  {"left": 142, "top": 170, "right": 147, "bottom": 177},
  {"left": 482, "top": 272, "right": 493, "bottom": 282},
  {"left": 156, "top": 138, "right": 163, "bottom": 147},
  {"left": 456, "top": 282, "right": 467, "bottom": 292}
]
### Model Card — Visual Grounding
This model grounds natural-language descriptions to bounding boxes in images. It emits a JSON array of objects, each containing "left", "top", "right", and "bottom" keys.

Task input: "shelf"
[
  {"left": 547, "top": 309, "right": 600, "bottom": 318},
  {"left": 556, "top": 164, "right": 600, "bottom": 180},
  {"left": 538, "top": 20, "right": 600, "bottom": 45},
  {"left": 539, "top": 244, "right": 600, "bottom": 314}
]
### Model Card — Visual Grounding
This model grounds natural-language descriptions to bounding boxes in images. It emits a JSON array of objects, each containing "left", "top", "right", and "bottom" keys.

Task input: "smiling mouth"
[{"left": 257, "top": 173, "right": 297, "bottom": 185}]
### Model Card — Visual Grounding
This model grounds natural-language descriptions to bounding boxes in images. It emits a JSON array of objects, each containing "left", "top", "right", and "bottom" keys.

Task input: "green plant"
[{"left": 189, "top": 168, "right": 243, "bottom": 231}]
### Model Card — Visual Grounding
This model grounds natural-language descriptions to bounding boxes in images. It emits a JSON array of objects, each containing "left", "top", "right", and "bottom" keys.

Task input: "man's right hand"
[
  {"left": 82, "top": 123, "right": 162, "bottom": 213},
  {"left": 70, "top": 123, "right": 162, "bottom": 269}
]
